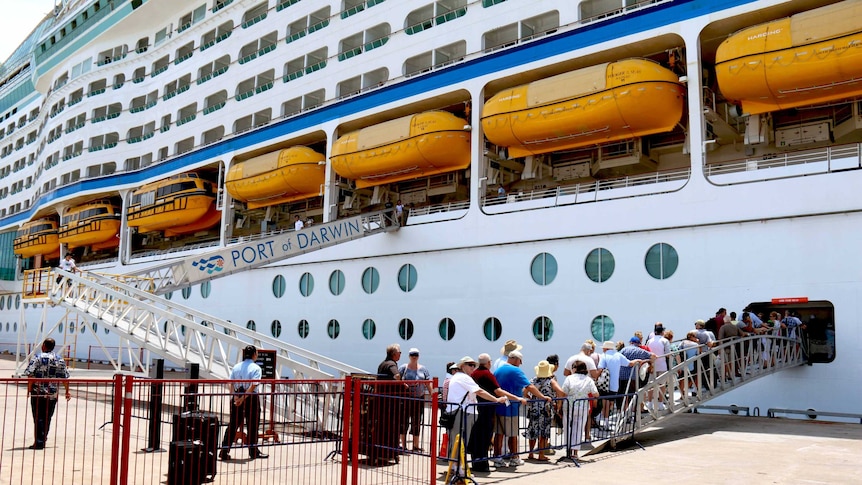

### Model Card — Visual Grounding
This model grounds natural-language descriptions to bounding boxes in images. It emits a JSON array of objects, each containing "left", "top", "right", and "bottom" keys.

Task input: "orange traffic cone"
[{"left": 438, "top": 433, "right": 449, "bottom": 459}]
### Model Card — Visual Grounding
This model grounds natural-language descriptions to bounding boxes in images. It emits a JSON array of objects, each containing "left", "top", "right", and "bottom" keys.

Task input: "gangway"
[
  {"left": 591, "top": 334, "right": 807, "bottom": 452},
  {"left": 16, "top": 267, "right": 372, "bottom": 380},
  {"left": 127, "top": 209, "right": 399, "bottom": 295}
]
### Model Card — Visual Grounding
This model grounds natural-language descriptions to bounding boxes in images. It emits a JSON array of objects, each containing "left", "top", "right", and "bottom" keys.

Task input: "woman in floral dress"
[{"left": 525, "top": 360, "right": 562, "bottom": 461}]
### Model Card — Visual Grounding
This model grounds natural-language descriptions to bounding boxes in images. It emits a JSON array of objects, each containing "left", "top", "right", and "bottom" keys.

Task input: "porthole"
[
  {"left": 532, "top": 316, "right": 553, "bottom": 342},
  {"left": 397, "top": 264, "right": 417, "bottom": 292},
  {"left": 271, "top": 320, "right": 282, "bottom": 338},
  {"left": 0, "top": 297, "right": 4, "bottom": 310},
  {"left": 530, "top": 253, "right": 557, "bottom": 286},
  {"left": 362, "top": 267, "right": 379, "bottom": 294},
  {"left": 645, "top": 243, "right": 678, "bottom": 280},
  {"left": 591, "top": 315, "right": 615, "bottom": 342},
  {"left": 483, "top": 317, "right": 502, "bottom": 341},
  {"left": 56, "top": 323, "right": 62, "bottom": 334},
  {"left": 299, "top": 272, "right": 314, "bottom": 297},
  {"left": 362, "top": 318, "right": 376, "bottom": 340},
  {"left": 201, "top": 320, "right": 209, "bottom": 327},
  {"left": 15, "top": 295, "right": 20, "bottom": 309},
  {"left": 329, "top": 270, "right": 345, "bottom": 296},
  {"left": 165, "top": 291, "right": 173, "bottom": 300},
  {"left": 182, "top": 287, "right": 192, "bottom": 299},
  {"left": 13, "top": 322, "right": 17, "bottom": 332},
  {"left": 200, "top": 281, "right": 211, "bottom": 298},
  {"left": 69, "top": 323, "right": 75, "bottom": 333},
  {"left": 92, "top": 322, "right": 98, "bottom": 333},
  {"left": 247, "top": 320, "right": 256, "bottom": 332},
  {"left": 272, "top": 275, "right": 286, "bottom": 298},
  {"left": 181, "top": 325, "right": 186, "bottom": 336},
  {"left": 297, "top": 319, "right": 309, "bottom": 339},
  {"left": 80, "top": 324, "right": 86, "bottom": 334},
  {"left": 438, "top": 317, "right": 455, "bottom": 341},
  {"left": 104, "top": 327, "right": 109, "bottom": 335},
  {"left": 398, "top": 318, "right": 414, "bottom": 340},
  {"left": 585, "top": 248, "right": 615, "bottom": 283},
  {"left": 327, "top": 319, "right": 340, "bottom": 339}
]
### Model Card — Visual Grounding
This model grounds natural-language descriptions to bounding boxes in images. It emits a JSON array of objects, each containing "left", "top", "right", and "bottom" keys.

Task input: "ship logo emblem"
[{"left": 192, "top": 255, "right": 225, "bottom": 274}]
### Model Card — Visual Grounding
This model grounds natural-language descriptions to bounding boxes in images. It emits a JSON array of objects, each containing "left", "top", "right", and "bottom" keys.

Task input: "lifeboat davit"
[
  {"left": 13, "top": 219, "right": 60, "bottom": 259},
  {"left": 330, "top": 111, "right": 471, "bottom": 188},
  {"left": 226, "top": 146, "right": 326, "bottom": 209},
  {"left": 128, "top": 173, "right": 220, "bottom": 234},
  {"left": 716, "top": 0, "right": 862, "bottom": 115},
  {"left": 59, "top": 200, "right": 121, "bottom": 249},
  {"left": 481, "top": 58, "right": 685, "bottom": 158}
]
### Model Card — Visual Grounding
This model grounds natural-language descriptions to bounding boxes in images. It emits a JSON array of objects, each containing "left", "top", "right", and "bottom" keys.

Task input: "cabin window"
[
  {"left": 165, "top": 292, "right": 173, "bottom": 300},
  {"left": 398, "top": 318, "right": 414, "bottom": 340},
  {"left": 398, "top": 264, "right": 418, "bottom": 292},
  {"left": 272, "top": 275, "right": 286, "bottom": 298},
  {"left": 200, "top": 281, "right": 211, "bottom": 298},
  {"left": 246, "top": 320, "right": 256, "bottom": 331},
  {"left": 361, "top": 267, "right": 379, "bottom": 294},
  {"left": 533, "top": 316, "right": 553, "bottom": 342},
  {"left": 182, "top": 287, "right": 192, "bottom": 299},
  {"left": 591, "top": 315, "right": 615, "bottom": 342},
  {"left": 404, "top": 41, "right": 465, "bottom": 76},
  {"left": 530, "top": 252, "right": 557, "bottom": 286},
  {"left": 299, "top": 272, "right": 314, "bottom": 297},
  {"left": 327, "top": 319, "right": 340, "bottom": 339},
  {"left": 585, "top": 248, "right": 615, "bottom": 283},
  {"left": 271, "top": 320, "right": 282, "bottom": 338},
  {"left": 645, "top": 243, "right": 678, "bottom": 280},
  {"left": 438, "top": 317, "right": 455, "bottom": 341},
  {"left": 362, "top": 319, "right": 376, "bottom": 340},
  {"left": 483, "top": 317, "right": 502, "bottom": 341},
  {"left": 297, "top": 319, "right": 309, "bottom": 339},
  {"left": 329, "top": 270, "right": 345, "bottom": 295}
]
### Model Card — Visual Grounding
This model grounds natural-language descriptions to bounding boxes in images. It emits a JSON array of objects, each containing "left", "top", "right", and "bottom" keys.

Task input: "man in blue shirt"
[
  {"left": 25, "top": 338, "right": 71, "bottom": 450},
  {"left": 492, "top": 350, "right": 550, "bottom": 467},
  {"left": 220, "top": 345, "right": 267, "bottom": 460}
]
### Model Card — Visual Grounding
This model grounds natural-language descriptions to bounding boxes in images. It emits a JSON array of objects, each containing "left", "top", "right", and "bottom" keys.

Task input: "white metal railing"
[
  {"left": 407, "top": 200, "right": 470, "bottom": 217},
  {"left": 706, "top": 143, "right": 861, "bottom": 180}
]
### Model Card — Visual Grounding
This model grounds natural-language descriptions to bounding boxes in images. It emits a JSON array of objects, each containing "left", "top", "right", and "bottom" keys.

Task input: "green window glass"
[
  {"left": 438, "top": 317, "right": 455, "bottom": 341},
  {"left": 532, "top": 316, "right": 553, "bottom": 342},
  {"left": 271, "top": 320, "right": 282, "bottom": 338},
  {"left": 530, "top": 252, "right": 557, "bottom": 286},
  {"left": 299, "top": 272, "right": 314, "bottom": 296},
  {"left": 200, "top": 281, "right": 211, "bottom": 298},
  {"left": 272, "top": 275, "right": 286, "bottom": 298},
  {"left": 585, "top": 248, "right": 615, "bottom": 283},
  {"left": 398, "top": 318, "right": 414, "bottom": 340},
  {"left": 362, "top": 267, "right": 379, "bottom": 294},
  {"left": 362, "top": 319, "right": 376, "bottom": 340},
  {"left": 327, "top": 319, "right": 340, "bottom": 339},
  {"left": 165, "top": 291, "right": 173, "bottom": 300},
  {"left": 645, "top": 243, "right": 679, "bottom": 280},
  {"left": 483, "top": 317, "right": 502, "bottom": 341},
  {"left": 398, "top": 264, "right": 418, "bottom": 292},
  {"left": 329, "top": 270, "right": 345, "bottom": 295},
  {"left": 297, "top": 319, "right": 309, "bottom": 339},
  {"left": 182, "top": 287, "right": 191, "bottom": 299},
  {"left": 247, "top": 320, "right": 256, "bottom": 332},
  {"left": 591, "top": 315, "right": 614, "bottom": 342}
]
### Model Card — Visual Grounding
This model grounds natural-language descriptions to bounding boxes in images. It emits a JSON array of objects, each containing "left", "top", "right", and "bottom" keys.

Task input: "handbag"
[
  {"left": 439, "top": 393, "right": 468, "bottom": 429},
  {"left": 596, "top": 368, "right": 610, "bottom": 393}
]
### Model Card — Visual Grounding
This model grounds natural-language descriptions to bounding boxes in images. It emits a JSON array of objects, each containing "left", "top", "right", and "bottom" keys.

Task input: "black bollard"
[
  {"left": 143, "top": 359, "right": 165, "bottom": 452},
  {"left": 184, "top": 363, "right": 200, "bottom": 412}
]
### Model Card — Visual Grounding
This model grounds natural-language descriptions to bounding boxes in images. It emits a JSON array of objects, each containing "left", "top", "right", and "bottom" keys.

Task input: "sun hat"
[
  {"left": 458, "top": 356, "right": 477, "bottom": 366},
  {"left": 408, "top": 348, "right": 420, "bottom": 355},
  {"left": 508, "top": 350, "right": 523, "bottom": 360},
  {"left": 500, "top": 339, "right": 523, "bottom": 355},
  {"left": 602, "top": 340, "right": 615, "bottom": 350},
  {"left": 448, "top": 363, "right": 460, "bottom": 371},
  {"left": 534, "top": 360, "right": 553, "bottom": 378}
]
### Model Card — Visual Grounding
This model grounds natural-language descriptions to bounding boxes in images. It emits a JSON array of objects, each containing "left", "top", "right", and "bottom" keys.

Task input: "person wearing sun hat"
[
  {"left": 492, "top": 340, "right": 523, "bottom": 372},
  {"left": 525, "top": 360, "right": 563, "bottom": 461},
  {"left": 445, "top": 356, "right": 508, "bottom": 460},
  {"left": 399, "top": 348, "right": 432, "bottom": 452}
]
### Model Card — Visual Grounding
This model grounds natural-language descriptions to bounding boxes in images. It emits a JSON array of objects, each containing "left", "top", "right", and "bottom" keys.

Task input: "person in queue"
[
  {"left": 372, "top": 343, "right": 404, "bottom": 465},
  {"left": 557, "top": 361, "right": 598, "bottom": 459},
  {"left": 469, "top": 353, "right": 525, "bottom": 472},
  {"left": 446, "top": 356, "right": 508, "bottom": 461},
  {"left": 25, "top": 338, "right": 71, "bottom": 450},
  {"left": 525, "top": 360, "right": 563, "bottom": 462},
  {"left": 220, "top": 345, "right": 267, "bottom": 460},
  {"left": 398, "top": 347, "right": 432, "bottom": 452},
  {"left": 597, "top": 341, "right": 646, "bottom": 429}
]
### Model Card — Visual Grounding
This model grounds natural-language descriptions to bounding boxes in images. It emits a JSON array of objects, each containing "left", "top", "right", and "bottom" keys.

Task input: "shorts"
[{"left": 494, "top": 415, "right": 519, "bottom": 437}]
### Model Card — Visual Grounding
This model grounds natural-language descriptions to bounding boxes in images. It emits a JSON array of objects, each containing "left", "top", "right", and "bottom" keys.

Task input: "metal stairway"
[{"left": 598, "top": 334, "right": 807, "bottom": 450}]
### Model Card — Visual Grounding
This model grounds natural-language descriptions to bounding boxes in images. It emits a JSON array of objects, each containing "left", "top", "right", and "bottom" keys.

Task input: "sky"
[{"left": 0, "top": 0, "right": 58, "bottom": 62}]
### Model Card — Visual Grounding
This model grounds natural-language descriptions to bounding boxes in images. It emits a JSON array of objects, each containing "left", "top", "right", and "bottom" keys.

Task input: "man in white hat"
[
  {"left": 445, "top": 356, "right": 508, "bottom": 461},
  {"left": 596, "top": 340, "right": 641, "bottom": 427},
  {"left": 491, "top": 340, "right": 522, "bottom": 373}
]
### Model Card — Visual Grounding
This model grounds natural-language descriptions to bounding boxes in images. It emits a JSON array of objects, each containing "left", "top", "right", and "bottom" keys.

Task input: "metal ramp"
[
  {"left": 16, "top": 267, "right": 366, "bottom": 380},
  {"left": 594, "top": 334, "right": 807, "bottom": 451},
  {"left": 127, "top": 209, "right": 399, "bottom": 295}
]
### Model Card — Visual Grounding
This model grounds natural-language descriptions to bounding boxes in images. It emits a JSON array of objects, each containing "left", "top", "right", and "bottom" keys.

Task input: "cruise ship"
[{"left": 0, "top": 0, "right": 854, "bottom": 415}]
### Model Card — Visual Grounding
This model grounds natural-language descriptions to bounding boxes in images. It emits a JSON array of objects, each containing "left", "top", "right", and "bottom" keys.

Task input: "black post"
[
  {"left": 144, "top": 359, "right": 166, "bottom": 452},
  {"left": 184, "top": 363, "right": 200, "bottom": 412}
]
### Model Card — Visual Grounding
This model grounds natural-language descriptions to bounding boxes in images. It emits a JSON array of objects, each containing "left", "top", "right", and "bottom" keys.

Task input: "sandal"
[
  {"left": 536, "top": 456, "right": 550, "bottom": 462},
  {"left": 528, "top": 454, "right": 535, "bottom": 460}
]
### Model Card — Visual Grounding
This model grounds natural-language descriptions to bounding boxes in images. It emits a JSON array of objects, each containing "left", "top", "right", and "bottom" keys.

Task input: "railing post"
[
  {"left": 118, "top": 375, "right": 135, "bottom": 485},
  {"left": 430, "top": 377, "right": 438, "bottom": 481},
  {"left": 110, "top": 373, "right": 124, "bottom": 485},
  {"left": 340, "top": 376, "right": 351, "bottom": 485}
]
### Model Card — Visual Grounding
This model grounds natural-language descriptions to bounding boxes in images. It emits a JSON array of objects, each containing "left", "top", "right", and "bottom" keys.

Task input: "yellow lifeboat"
[
  {"left": 128, "top": 173, "right": 220, "bottom": 234},
  {"left": 481, "top": 58, "right": 685, "bottom": 158},
  {"left": 13, "top": 219, "right": 60, "bottom": 259},
  {"left": 716, "top": 0, "right": 862, "bottom": 115},
  {"left": 330, "top": 110, "right": 471, "bottom": 188},
  {"left": 59, "top": 200, "right": 121, "bottom": 250},
  {"left": 226, "top": 146, "right": 326, "bottom": 209}
]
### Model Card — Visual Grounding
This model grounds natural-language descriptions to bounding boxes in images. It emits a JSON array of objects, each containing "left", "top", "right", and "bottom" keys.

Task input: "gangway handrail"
[
  {"left": 125, "top": 208, "right": 399, "bottom": 295},
  {"left": 767, "top": 408, "right": 862, "bottom": 423},
  {"left": 19, "top": 268, "right": 367, "bottom": 380}
]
